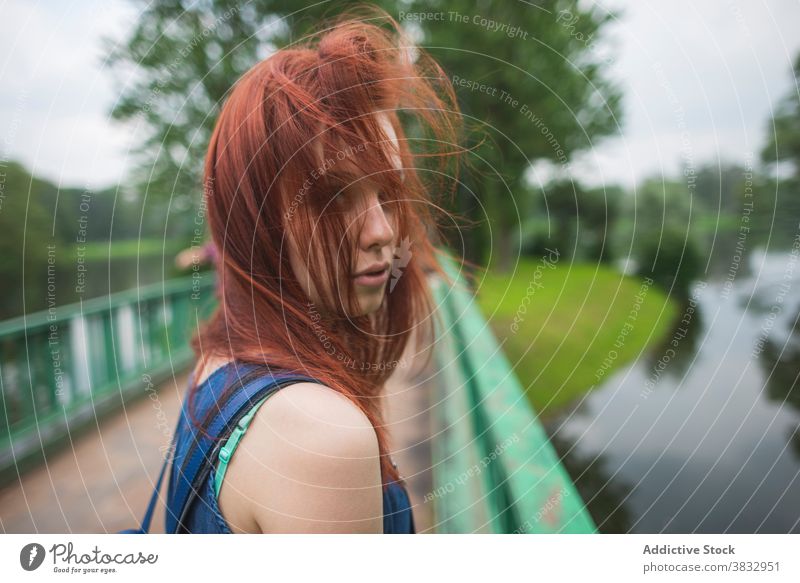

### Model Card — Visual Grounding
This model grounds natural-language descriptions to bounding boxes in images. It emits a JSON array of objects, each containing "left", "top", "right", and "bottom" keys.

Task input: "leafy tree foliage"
[{"left": 106, "top": 1, "right": 623, "bottom": 261}]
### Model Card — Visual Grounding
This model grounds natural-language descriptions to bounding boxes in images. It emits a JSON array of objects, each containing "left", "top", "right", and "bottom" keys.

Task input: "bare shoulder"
[
  {"left": 217, "top": 381, "right": 383, "bottom": 534},
  {"left": 263, "top": 382, "right": 378, "bottom": 438}
]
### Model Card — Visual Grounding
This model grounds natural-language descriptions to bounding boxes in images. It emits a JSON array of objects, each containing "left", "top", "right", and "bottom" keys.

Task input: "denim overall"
[{"left": 164, "top": 360, "right": 415, "bottom": 534}]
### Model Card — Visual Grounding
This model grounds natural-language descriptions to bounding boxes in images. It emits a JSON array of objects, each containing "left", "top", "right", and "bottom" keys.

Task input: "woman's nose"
[{"left": 358, "top": 195, "right": 394, "bottom": 251}]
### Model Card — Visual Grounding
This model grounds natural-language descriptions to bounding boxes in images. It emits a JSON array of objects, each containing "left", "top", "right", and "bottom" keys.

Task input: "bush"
[{"left": 634, "top": 225, "right": 702, "bottom": 299}]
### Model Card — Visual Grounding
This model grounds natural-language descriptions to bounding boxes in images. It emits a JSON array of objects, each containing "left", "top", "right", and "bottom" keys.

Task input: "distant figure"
[{"left": 175, "top": 240, "right": 218, "bottom": 271}]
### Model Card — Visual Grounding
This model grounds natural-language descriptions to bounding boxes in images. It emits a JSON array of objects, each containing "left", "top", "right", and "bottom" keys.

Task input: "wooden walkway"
[{"left": 0, "top": 352, "right": 436, "bottom": 533}]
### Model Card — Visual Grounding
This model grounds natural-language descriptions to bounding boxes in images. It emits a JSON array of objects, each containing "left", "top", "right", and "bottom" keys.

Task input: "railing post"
[{"left": 0, "top": 276, "right": 217, "bottom": 486}]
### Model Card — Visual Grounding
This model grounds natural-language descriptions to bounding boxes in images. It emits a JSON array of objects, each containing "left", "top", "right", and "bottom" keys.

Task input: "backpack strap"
[{"left": 165, "top": 369, "right": 318, "bottom": 533}]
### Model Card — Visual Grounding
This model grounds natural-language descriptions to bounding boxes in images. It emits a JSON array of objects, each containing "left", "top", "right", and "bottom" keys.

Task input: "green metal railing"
[
  {"left": 429, "top": 255, "right": 596, "bottom": 533},
  {"left": 0, "top": 256, "right": 594, "bottom": 532},
  {"left": 0, "top": 275, "right": 217, "bottom": 484}
]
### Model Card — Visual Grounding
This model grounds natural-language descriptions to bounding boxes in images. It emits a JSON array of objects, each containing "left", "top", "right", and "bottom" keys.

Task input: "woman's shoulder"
[
  {"left": 261, "top": 381, "right": 376, "bottom": 435},
  {"left": 245, "top": 380, "right": 380, "bottom": 481},
  {"left": 218, "top": 379, "right": 384, "bottom": 533}
]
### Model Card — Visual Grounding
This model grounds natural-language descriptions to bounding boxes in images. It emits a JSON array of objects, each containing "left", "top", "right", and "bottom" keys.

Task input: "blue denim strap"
[{"left": 165, "top": 370, "right": 317, "bottom": 533}]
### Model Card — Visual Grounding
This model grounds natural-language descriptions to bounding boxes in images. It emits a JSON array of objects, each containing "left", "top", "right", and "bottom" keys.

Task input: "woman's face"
[{"left": 287, "top": 113, "right": 402, "bottom": 318}]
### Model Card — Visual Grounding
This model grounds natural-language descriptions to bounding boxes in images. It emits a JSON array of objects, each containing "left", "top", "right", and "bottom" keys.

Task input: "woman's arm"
[{"left": 217, "top": 382, "right": 384, "bottom": 533}]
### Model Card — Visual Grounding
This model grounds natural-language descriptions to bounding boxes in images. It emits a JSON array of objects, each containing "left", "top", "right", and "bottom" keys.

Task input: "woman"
[{"left": 168, "top": 8, "right": 462, "bottom": 534}]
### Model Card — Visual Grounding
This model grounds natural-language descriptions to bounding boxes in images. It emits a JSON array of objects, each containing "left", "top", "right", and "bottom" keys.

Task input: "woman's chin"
[{"left": 352, "top": 292, "right": 386, "bottom": 317}]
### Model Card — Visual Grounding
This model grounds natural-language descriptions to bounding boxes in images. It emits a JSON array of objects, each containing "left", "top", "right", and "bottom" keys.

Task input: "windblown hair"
[{"left": 187, "top": 6, "right": 462, "bottom": 485}]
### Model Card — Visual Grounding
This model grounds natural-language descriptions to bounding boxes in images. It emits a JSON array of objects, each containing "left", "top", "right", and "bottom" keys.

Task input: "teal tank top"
[
  {"left": 213, "top": 394, "right": 271, "bottom": 498},
  {"left": 174, "top": 360, "right": 415, "bottom": 533},
  {"left": 213, "top": 395, "right": 403, "bottom": 497}
]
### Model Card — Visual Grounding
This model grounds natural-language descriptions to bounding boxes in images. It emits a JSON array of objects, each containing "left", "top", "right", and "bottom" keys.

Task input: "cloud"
[
  {"left": 0, "top": 0, "right": 137, "bottom": 188},
  {"left": 1, "top": 0, "right": 799, "bottom": 190},
  {"left": 575, "top": 0, "right": 800, "bottom": 186}
]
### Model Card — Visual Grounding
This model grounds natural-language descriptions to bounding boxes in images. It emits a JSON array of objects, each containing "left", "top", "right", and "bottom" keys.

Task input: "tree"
[
  {"left": 634, "top": 223, "right": 701, "bottom": 300},
  {"left": 760, "top": 51, "right": 800, "bottom": 249},
  {"left": 106, "top": 1, "right": 623, "bottom": 260},
  {"left": 693, "top": 161, "right": 750, "bottom": 217},
  {"left": 404, "top": 0, "right": 623, "bottom": 269},
  {"left": 624, "top": 177, "right": 702, "bottom": 298},
  {"left": 105, "top": 1, "right": 398, "bottom": 242},
  {"left": 0, "top": 162, "right": 58, "bottom": 318},
  {"left": 762, "top": 52, "right": 800, "bottom": 180},
  {"left": 526, "top": 180, "right": 621, "bottom": 264}
]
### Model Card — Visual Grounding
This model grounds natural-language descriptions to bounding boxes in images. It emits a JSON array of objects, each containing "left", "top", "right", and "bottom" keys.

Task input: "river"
[{"left": 545, "top": 248, "right": 800, "bottom": 533}]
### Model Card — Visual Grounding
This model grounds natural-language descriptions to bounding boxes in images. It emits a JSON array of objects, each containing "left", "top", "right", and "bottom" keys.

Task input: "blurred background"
[{"left": 1, "top": 0, "right": 799, "bottom": 534}]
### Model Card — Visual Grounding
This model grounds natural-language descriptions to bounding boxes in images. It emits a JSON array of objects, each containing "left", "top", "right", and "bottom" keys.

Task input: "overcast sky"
[{"left": 1, "top": 0, "right": 799, "bottom": 190}]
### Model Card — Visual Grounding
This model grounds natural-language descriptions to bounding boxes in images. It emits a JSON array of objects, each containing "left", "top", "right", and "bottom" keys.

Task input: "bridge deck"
[{"left": 0, "top": 357, "right": 436, "bottom": 533}]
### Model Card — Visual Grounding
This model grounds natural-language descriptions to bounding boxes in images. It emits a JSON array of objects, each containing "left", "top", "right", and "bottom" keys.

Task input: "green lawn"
[
  {"left": 71, "top": 239, "right": 185, "bottom": 260},
  {"left": 475, "top": 259, "right": 680, "bottom": 416}
]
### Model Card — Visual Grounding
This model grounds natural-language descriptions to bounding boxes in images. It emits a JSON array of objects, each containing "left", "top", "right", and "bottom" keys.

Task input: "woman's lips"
[{"left": 352, "top": 266, "right": 390, "bottom": 287}]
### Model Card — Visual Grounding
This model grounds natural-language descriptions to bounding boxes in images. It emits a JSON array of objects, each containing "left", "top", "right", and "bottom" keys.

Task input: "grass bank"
[
  {"left": 475, "top": 258, "right": 680, "bottom": 416},
  {"left": 71, "top": 239, "right": 184, "bottom": 260}
]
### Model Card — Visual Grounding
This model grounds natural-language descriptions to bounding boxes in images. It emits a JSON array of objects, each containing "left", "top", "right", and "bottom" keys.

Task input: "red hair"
[{"left": 187, "top": 6, "right": 463, "bottom": 486}]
